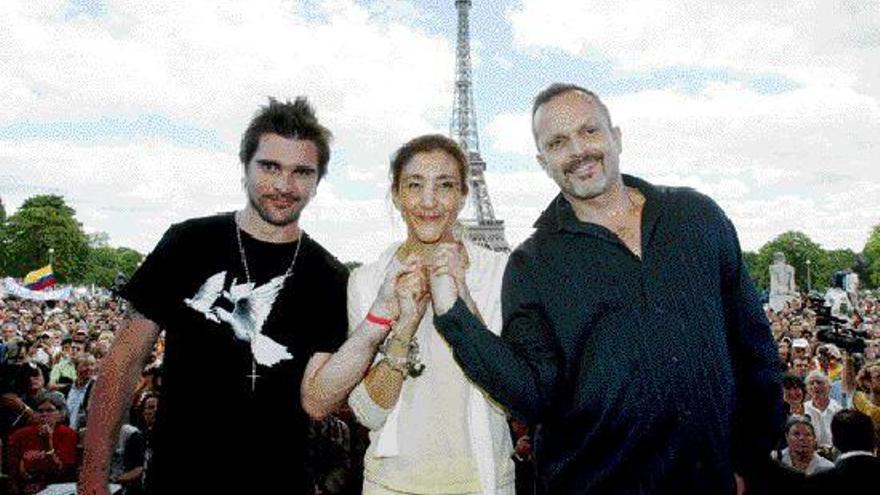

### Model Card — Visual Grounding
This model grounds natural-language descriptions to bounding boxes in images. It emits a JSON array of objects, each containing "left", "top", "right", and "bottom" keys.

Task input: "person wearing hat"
[
  {"left": 72, "top": 327, "right": 89, "bottom": 345},
  {"left": 792, "top": 338, "right": 811, "bottom": 358},
  {"left": 815, "top": 344, "right": 849, "bottom": 406}
]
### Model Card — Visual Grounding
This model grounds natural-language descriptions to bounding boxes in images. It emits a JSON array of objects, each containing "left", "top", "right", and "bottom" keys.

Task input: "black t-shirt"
[{"left": 120, "top": 213, "right": 348, "bottom": 494}]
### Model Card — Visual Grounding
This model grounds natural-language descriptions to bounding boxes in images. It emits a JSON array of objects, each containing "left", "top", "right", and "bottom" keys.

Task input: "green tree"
[
  {"left": 3, "top": 195, "right": 90, "bottom": 283},
  {"left": 20, "top": 195, "right": 76, "bottom": 216},
  {"left": 115, "top": 247, "right": 143, "bottom": 277},
  {"left": 755, "top": 231, "right": 828, "bottom": 292},
  {"left": 823, "top": 248, "right": 857, "bottom": 288},
  {"left": 82, "top": 246, "right": 117, "bottom": 287},
  {"left": 863, "top": 225, "right": 880, "bottom": 288},
  {"left": 81, "top": 245, "right": 143, "bottom": 287},
  {"left": 88, "top": 231, "right": 111, "bottom": 248}
]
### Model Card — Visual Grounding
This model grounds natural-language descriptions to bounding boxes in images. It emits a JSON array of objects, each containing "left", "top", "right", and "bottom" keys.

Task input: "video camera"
[
  {"left": 807, "top": 295, "right": 847, "bottom": 327},
  {"left": 817, "top": 327, "right": 868, "bottom": 354},
  {"left": 808, "top": 295, "right": 867, "bottom": 354}
]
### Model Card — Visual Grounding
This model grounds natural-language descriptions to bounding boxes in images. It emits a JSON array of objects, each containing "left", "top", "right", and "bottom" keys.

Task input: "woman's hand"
[
  {"left": 394, "top": 264, "right": 430, "bottom": 341},
  {"left": 370, "top": 254, "right": 422, "bottom": 322},
  {"left": 39, "top": 423, "right": 53, "bottom": 438},
  {"left": 426, "top": 243, "right": 469, "bottom": 316}
]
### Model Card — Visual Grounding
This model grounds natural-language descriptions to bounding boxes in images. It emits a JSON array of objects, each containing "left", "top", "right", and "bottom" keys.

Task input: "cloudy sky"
[{"left": 2, "top": 0, "right": 878, "bottom": 263}]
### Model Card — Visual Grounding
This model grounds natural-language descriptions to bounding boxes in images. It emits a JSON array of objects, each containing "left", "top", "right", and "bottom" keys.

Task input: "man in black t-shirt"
[{"left": 79, "top": 98, "right": 383, "bottom": 494}]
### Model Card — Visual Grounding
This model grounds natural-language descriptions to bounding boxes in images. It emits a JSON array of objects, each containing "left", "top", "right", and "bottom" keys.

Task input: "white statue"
[{"left": 769, "top": 252, "right": 798, "bottom": 312}]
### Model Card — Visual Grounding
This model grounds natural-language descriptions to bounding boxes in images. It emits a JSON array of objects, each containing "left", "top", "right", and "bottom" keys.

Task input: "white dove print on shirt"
[{"left": 184, "top": 271, "right": 293, "bottom": 367}]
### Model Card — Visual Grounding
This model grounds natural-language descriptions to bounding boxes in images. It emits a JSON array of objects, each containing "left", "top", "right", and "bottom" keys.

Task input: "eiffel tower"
[{"left": 449, "top": 0, "right": 509, "bottom": 252}]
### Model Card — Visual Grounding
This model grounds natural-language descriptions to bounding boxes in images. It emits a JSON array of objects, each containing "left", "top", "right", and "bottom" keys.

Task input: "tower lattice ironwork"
[{"left": 450, "top": 0, "right": 509, "bottom": 252}]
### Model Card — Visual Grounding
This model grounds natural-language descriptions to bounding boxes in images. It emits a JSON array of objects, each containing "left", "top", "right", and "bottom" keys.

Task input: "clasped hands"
[{"left": 371, "top": 243, "right": 469, "bottom": 340}]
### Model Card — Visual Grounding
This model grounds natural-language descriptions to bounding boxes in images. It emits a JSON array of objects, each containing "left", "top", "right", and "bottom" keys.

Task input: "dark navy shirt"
[{"left": 435, "top": 175, "right": 784, "bottom": 494}]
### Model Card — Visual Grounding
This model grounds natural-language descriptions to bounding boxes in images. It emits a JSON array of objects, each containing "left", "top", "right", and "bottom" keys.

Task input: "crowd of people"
[
  {"left": 0, "top": 293, "right": 381, "bottom": 494},
  {"left": 0, "top": 294, "right": 160, "bottom": 494},
  {"left": 2, "top": 287, "right": 879, "bottom": 494},
  {"left": 769, "top": 293, "right": 880, "bottom": 487}
]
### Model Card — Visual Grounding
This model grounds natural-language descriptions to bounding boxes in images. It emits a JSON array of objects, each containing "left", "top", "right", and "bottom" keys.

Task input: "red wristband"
[{"left": 366, "top": 312, "right": 395, "bottom": 328}]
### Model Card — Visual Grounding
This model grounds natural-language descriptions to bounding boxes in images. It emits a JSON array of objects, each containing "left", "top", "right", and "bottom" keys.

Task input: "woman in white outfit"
[{"left": 347, "top": 134, "right": 515, "bottom": 495}]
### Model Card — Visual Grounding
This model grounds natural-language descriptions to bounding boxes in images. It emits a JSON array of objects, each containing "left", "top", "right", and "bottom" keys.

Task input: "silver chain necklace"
[
  {"left": 234, "top": 211, "right": 302, "bottom": 391},
  {"left": 234, "top": 212, "right": 303, "bottom": 284}
]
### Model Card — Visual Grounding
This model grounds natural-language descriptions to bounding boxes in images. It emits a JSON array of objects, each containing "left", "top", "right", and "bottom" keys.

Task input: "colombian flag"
[{"left": 24, "top": 264, "right": 57, "bottom": 291}]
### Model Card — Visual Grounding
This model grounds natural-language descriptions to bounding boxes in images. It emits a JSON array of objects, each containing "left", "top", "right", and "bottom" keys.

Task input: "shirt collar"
[{"left": 535, "top": 174, "right": 665, "bottom": 239}]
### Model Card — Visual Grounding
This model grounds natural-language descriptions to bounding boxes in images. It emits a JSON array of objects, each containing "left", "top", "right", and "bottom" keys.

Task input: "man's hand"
[{"left": 429, "top": 243, "right": 468, "bottom": 286}]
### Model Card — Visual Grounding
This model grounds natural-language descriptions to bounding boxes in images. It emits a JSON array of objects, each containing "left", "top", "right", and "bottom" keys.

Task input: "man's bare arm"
[
  {"left": 301, "top": 320, "right": 387, "bottom": 420},
  {"left": 301, "top": 254, "right": 424, "bottom": 420},
  {"left": 79, "top": 311, "right": 160, "bottom": 494}
]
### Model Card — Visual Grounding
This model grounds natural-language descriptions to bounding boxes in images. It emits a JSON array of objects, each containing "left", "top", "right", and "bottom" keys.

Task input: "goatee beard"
[{"left": 249, "top": 196, "right": 300, "bottom": 227}]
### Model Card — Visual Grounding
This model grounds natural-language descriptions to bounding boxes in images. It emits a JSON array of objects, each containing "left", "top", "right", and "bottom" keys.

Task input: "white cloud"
[
  {"left": 507, "top": 0, "right": 880, "bottom": 89},
  {"left": 485, "top": 112, "right": 534, "bottom": 157},
  {"left": 609, "top": 82, "right": 880, "bottom": 183},
  {"left": 0, "top": 138, "right": 240, "bottom": 251},
  {"left": 0, "top": 0, "right": 455, "bottom": 176},
  {"left": 0, "top": 0, "right": 460, "bottom": 262},
  {"left": 481, "top": 169, "right": 557, "bottom": 245}
]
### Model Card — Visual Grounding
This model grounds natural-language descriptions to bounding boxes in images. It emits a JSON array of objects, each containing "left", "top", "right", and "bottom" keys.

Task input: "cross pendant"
[{"left": 247, "top": 359, "right": 260, "bottom": 392}]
